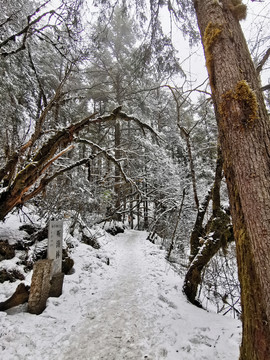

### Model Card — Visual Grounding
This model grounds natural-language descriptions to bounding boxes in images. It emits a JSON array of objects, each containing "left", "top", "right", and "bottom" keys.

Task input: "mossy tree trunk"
[{"left": 193, "top": 0, "right": 270, "bottom": 358}]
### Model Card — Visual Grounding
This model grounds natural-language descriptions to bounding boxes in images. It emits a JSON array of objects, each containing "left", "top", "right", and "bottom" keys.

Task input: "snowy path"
[
  {"left": 1, "top": 230, "right": 241, "bottom": 360},
  {"left": 62, "top": 230, "right": 175, "bottom": 360},
  {"left": 60, "top": 230, "right": 241, "bottom": 360}
]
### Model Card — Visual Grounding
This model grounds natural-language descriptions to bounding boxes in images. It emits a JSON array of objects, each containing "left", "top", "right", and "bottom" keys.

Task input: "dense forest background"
[{"left": 0, "top": 0, "right": 269, "bottom": 320}]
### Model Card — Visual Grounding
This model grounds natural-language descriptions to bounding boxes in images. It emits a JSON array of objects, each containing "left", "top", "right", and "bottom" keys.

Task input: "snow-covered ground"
[{"left": 0, "top": 222, "right": 241, "bottom": 359}]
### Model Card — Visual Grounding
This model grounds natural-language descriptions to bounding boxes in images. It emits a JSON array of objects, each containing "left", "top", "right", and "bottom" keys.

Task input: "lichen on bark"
[
  {"left": 219, "top": 80, "right": 258, "bottom": 127},
  {"left": 203, "top": 22, "right": 222, "bottom": 88}
]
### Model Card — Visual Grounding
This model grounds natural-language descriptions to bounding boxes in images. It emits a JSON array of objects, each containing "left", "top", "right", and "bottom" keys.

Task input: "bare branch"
[
  {"left": 40, "top": 145, "right": 74, "bottom": 175},
  {"left": 0, "top": 111, "right": 98, "bottom": 220},
  {"left": 0, "top": 7, "right": 55, "bottom": 57},
  {"left": 0, "top": 9, "right": 20, "bottom": 28},
  {"left": 20, "top": 65, "right": 73, "bottom": 153},
  {"left": 77, "top": 138, "right": 131, "bottom": 185},
  {"left": 256, "top": 47, "right": 270, "bottom": 74},
  {"left": 261, "top": 84, "right": 270, "bottom": 92},
  {"left": 27, "top": 46, "right": 48, "bottom": 107},
  {"left": 21, "top": 156, "right": 93, "bottom": 203}
]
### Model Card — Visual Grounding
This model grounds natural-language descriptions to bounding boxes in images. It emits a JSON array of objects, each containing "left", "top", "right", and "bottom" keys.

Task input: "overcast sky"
[{"left": 161, "top": 0, "right": 270, "bottom": 97}]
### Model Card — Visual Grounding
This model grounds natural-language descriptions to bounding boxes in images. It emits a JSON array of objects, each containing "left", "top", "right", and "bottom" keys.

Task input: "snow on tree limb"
[
  {"left": 22, "top": 156, "right": 93, "bottom": 204},
  {"left": 0, "top": 9, "right": 55, "bottom": 57},
  {"left": 0, "top": 107, "right": 154, "bottom": 220},
  {"left": 90, "top": 108, "right": 162, "bottom": 142},
  {"left": 0, "top": 112, "right": 97, "bottom": 220},
  {"left": 76, "top": 138, "right": 133, "bottom": 187}
]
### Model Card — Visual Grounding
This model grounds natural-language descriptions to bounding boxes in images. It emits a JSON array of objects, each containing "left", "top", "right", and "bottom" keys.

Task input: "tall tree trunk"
[
  {"left": 114, "top": 119, "right": 122, "bottom": 221},
  {"left": 180, "top": 127, "right": 199, "bottom": 209},
  {"left": 129, "top": 199, "right": 134, "bottom": 229},
  {"left": 193, "top": 0, "right": 270, "bottom": 358},
  {"left": 136, "top": 194, "right": 140, "bottom": 230},
  {"left": 143, "top": 180, "right": 149, "bottom": 230}
]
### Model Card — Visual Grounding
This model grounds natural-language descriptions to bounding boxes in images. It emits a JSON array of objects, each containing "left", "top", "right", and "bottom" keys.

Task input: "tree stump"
[{"left": 49, "top": 272, "right": 64, "bottom": 297}]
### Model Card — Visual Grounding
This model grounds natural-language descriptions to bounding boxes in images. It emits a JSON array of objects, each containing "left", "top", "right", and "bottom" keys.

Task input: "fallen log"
[{"left": 0, "top": 283, "right": 30, "bottom": 311}]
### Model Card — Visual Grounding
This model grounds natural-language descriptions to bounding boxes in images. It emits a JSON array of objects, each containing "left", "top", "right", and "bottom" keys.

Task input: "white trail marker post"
[{"left": 47, "top": 220, "right": 63, "bottom": 275}]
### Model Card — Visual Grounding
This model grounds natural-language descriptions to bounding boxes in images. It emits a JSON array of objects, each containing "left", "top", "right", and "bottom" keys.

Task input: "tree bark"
[
  {"left": 167, "top": 188, "right": 186, "bottom": 260},
  {"left": 114, "top": 119, "right": 122, "bottom": 221},
  {"left": 183, "top": 145, "right": 230, "bottom": 305},
  {"left": 183, "top": 210, "right": 233, "bottom": 305},
  {"left": 189, "top": 190, "right": 211, "bottom": 262},
  {"left": 0, "top": 114, "right": 96, "bottom": 221},
  {"left": 193, "top": 0, "right": 270, "bottom": 358}
]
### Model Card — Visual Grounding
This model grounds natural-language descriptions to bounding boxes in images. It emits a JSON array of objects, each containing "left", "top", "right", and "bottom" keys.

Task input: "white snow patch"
[{"left": 0, "top": 229, "right": 241, "bottom": 359}]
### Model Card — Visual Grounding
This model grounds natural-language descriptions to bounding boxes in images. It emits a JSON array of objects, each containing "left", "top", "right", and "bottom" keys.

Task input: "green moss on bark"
[
  {"left": 219, "top": 80, "right": 258, "bottom": 127},
  {"left": 203, "top": 22, "right": 222, "bottom": 88}
]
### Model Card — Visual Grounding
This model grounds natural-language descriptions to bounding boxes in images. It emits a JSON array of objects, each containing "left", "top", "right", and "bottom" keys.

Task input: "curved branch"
[
  {"left": 261, "top": 84, "right": 270, "bottom": 92},
  {"left": 77, "top": 138, "right": 132, "bottom": 185},
  {"left": 20, "top": 65, "right": 73, "bottom": 153},
  {"left": 0, "top": 9, "right": 55, "bottom": 57},
  {"left": 0, "top": 112, "right": 97, "bottom": 221},
  {"left": 256, "top": 47, "right": 270, "bottom": 74},
  {"left": 89, "top": 107, "right": 163, "bottom": 142},
  {"left": 21, "top": 156, "right": 93, "bottom": 203}
]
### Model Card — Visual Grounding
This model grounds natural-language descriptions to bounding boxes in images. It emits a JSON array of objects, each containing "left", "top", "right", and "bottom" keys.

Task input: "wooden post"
[
  {"left": 47, "top": 220, "right": 64, "bottom": 297},
  {"left": 47, "top": 220, "right": 63, "bottom": 275}
]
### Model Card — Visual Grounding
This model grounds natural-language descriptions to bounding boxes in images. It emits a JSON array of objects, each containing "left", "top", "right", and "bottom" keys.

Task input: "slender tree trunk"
[
  {"left": 114, "top": 120, "right": 122, "bottom": 221},
  {"left": 189, "top": 190, "right": 211, "bottom": 262},
  {"left": 193, "top": 0, "right": 270, "bottom": 357},
  {"left": 183, "top": 145, "right": 230, "bottom": 304},
  {"left": 183, "top": 218, "right": 233, "bottom": 305},
  {"left": 136, "top": 194, "right": 140, "bottom": 230},
  {"left": 180, "top": 127, "right": 199, "bottom": 209},
  {"left": 167, "top": 188, "right": 186, "bottom": 260},
  {"left": 129, "top": 199, "right": 134, "bottom": 229},
  {"left": 143, "top": 180, "right": 149, "bottom": 230},
  {"left": 143, "top": 199, "right": 149, "bottom": 230}
]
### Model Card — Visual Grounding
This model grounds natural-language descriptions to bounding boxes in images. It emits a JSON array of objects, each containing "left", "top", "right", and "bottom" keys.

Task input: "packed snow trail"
[
  {"left": 62, "top": 230, "right": 174, "bottom": 360},
  {"left": 60, "top": 230, "right": 241, "bottom": 360},
  {"left": 0, "top": 229, "right": 241, "bottom": 359}
]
